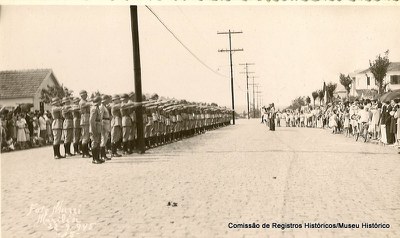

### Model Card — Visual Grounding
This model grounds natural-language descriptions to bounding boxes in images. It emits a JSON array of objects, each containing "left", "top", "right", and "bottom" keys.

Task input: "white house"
[
  {"left": 353, "top": 62, "right": 400, "bottom": 93},
  {"left": 0, "top": 69, "right": 61, "bottom": 111}
]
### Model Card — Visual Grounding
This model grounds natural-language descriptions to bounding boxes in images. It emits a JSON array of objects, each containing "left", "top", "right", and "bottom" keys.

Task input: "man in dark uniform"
[
  {"left": 90, "top": 96, "right": 104, "bottom": 164},
  {"left": 62, "top": 97, "right": 74, "bottom": 156},
  {"left": 51, "top": 97, "right": 65, "bottom": 159}
]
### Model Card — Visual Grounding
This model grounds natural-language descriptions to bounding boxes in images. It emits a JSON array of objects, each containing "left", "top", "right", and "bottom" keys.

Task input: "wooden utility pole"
[
  {"left": 239, "top": 63, "right": 254, "bottom": 119},
  {"left": 218, "top": 30, "right": 243, "bottom": 125},
  {"left": 130, "top": 6, "right": 145, "bottom": 154},
  {"left": 255, "top": 84, "right": 262, "bottom": 117},
  {"left": 249, "top": 77, "right": 258, "bottom": 118}
]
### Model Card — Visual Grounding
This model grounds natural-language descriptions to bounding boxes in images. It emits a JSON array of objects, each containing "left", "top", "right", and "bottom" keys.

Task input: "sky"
[{"left": 1, "top": 5, "right": 400, "bottom": 111}]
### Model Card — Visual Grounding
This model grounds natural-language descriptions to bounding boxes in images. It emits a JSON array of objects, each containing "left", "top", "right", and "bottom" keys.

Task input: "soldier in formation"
[{"left": 51, "top": 92, "right": 232, "bottom": 163}]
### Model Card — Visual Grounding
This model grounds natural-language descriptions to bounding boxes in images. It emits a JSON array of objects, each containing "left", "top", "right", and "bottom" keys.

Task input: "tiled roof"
[
  {"left": 359, "top": 62, "right": 400, "bottom": 74},
  {"left": 0, "top": 69, "right": 53, "bottom": 99}
]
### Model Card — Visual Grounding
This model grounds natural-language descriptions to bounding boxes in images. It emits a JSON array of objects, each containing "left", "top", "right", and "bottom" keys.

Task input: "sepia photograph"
[{"left": 1, "top": 1, "right": 400, "bottom": 237}]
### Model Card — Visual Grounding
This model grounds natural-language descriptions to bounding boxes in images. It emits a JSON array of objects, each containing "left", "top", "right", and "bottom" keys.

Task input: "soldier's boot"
[
  {"left": 56, "top": 144, "right": 65, "bottom": 158},
  {"left": 86, "top": 144, "right": 93, "bottom": 157},
  {"left": 122, "top": 142, "right": 127, "bottom": 155},
  {"left": 92, "top": 147, "right": 103, "bottom": 164},
  {"left": 53, "top": 145, "right": 61, "bottom": 159},
  {"left": 112, "top": 143, "right": 122, "bottom": 157},
  {"left": 65, "top": 143, "right": 73, "bottom": 157},
  {"left": 81, "top": 143, "right": 91, "bottom": 158},
  {"left": 73, "top": 143, "right": 78, "bottom": 155},
  {"left": 101, "top": 147, "right": 111, "bottom": 160},
  {"left": 127, "top": 140, "right": 132, "bottom": 154},
  {"left": 76, "top": 142, "right": 82, "bottom": 155},
  {"left": 81, "top": 143, "right": 87, "bottom": 158}
]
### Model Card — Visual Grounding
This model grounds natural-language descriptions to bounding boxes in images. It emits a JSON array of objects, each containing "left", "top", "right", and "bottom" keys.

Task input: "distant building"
[
  {"left": 333, "top": 84, "right": 348, "bottom": 99},
  {"left": 353, "top": 62, "right": 400, "bottom": 93},
  {"left": 0, "top": 69, "right": 61, "bottom": 111}
]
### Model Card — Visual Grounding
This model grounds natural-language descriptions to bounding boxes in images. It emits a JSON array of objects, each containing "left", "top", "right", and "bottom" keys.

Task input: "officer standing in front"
[
  {"left": 90, "top": 96, "right": 104, "bottom": 164},
  {"left": 51, "top": 97, "right": 65, "bottom": 159}
]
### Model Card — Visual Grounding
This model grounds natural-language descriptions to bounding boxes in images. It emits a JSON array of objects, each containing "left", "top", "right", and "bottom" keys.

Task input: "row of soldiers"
[{"left": 51, "top": 90, "right": 232, "bottom": 164}]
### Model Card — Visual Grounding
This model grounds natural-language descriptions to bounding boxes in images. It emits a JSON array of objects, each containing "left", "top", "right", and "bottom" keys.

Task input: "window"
[{"left": 390, "top": 75, "right": 400, "bottom": 85}]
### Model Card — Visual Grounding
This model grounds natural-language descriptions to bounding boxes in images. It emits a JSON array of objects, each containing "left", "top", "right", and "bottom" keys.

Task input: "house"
[
  {"left": 333, "top": 83, "right": 348, "bottom": 99},
  {"left": 353, "top": 62, "right": 400, "bottom": 93},
  {"left": 0, "top": 69, "right": 61, "bottom": 112}
]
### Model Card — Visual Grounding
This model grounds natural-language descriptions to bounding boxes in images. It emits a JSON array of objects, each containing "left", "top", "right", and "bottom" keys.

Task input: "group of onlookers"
[
  {"left": 263, "top": 98, "right": 400, "bottom": 153},
  {"left": 0, "top": 109, "right": 54, "bottom": 152}
]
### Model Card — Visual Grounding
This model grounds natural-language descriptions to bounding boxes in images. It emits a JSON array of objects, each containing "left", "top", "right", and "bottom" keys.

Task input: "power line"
[{"left": 145, "top": 6, "right": 228, "bottom": 78}]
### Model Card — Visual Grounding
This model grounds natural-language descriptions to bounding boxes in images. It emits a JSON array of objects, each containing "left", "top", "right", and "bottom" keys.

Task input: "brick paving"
[{"left": 1, "top": 119, "right": 399, "bottom": 238}]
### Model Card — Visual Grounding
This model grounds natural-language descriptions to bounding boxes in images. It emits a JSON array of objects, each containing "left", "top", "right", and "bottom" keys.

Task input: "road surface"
[{"left": 1, "top": 119, "right": 399, "bottom": 238}]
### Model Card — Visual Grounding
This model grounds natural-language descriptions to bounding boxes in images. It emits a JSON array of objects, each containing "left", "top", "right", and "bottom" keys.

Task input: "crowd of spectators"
[
  {"left": 265, "top": 98, "right": 400, "bottom": 150},
  {"left": 1, "top": 109, "right": 54, "bottom": 152}
]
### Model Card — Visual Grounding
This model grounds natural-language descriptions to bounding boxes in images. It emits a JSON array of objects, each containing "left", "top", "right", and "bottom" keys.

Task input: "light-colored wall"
[
  {"left": 355, "top": 70, "right": 400, "bottom": 91},
  {"left": 386, "top": 70, "right": 400, "bottom": 91},
  {"left": 33, "top": 73, "right": 58, "bottom": 111}
]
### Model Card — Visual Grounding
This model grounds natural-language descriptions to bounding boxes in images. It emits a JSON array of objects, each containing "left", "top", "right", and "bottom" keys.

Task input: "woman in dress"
[{"left": 16, "top": 114, "right": 27, "bottom": 149}]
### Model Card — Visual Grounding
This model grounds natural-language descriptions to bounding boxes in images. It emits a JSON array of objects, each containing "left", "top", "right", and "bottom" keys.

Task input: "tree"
[
  {"left": 288, "top": 96, "right": 306, "bottom": 110},
  {"left": 369, "top": 50, "right": 390, "bottom": 94},
  {"left": 40, "top": 85, "right": 73, "bottom": 104},
  {"left": 339, "top": 73, "right": 352, "bottom": 99},
  {"left": 311, "top": 91, "right": 318, "bottom": 107},
  {"left": 318, "top": 90, "right": 324, "bottom": 105},
  {"left": 305, "top": 96, "right": 311, "bottom": 105},
  {"left": 325, "top": 82, "right": 337, "bottom": 103}
]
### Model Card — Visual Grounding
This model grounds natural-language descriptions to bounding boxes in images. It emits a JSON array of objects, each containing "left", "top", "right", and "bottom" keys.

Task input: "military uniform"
[
  {"left": 79, "top": 90, "right": 91, "bottom": 158},
  {"left": 111, "top": 95, "right": 122, "bottom": 157},
  {"left": 128, "top": 93, "right": 137, "bottom": 152},
  {"left": 62, "top": 97, "right": 74, "bottom": 157},
  {"left": 72, "top": 98, "right": 81, "bottom": 155},
  {"left": 120, "top": 94, "right": 132, "bottom": 154},
  {"left": 100, "top": 95, "right": 111, "bottom": 160},
  {"left": 51, "top": 98, "right": 65, "bottom": 159},
  {"left": 90, "top": 96, "right": 104, "bottom": 164}
]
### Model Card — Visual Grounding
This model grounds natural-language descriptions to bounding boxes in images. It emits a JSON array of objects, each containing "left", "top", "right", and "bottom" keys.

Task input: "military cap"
[
  {"left": 79, "top": 90, "right": 87, "bottom": 95},
  {"left": 128, "top": 92, "right": 135, "bottom": 98},
  {"left": 121, "top": 94, "right": 129, "bottom": 99}
]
